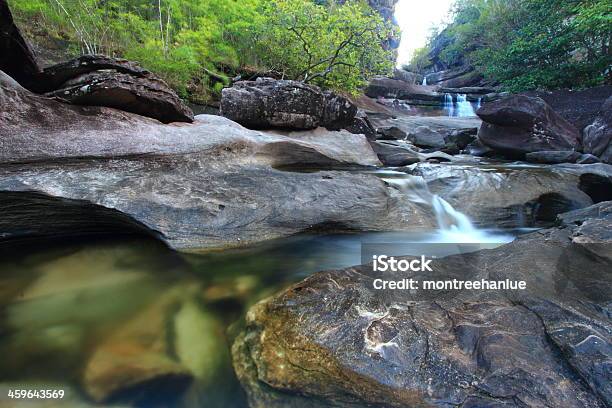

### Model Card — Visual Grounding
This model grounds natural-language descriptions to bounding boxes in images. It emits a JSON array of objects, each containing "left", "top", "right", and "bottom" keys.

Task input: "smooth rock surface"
[
  {"left": 409, "top": 162, "right": 594, "bottom": 227},
  {"left": 233, "top": 204, "right": 611, "bottom": 407},
  {"left": 477, "top": 95, "right": 580, "bottom": 158},
  {"left": 0, "top": 71, "right": 423, "bottom": 249}
]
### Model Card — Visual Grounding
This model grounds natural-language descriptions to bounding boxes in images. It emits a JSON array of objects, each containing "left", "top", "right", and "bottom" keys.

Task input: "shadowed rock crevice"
[
  {"left": 579, "top": 173, "right": 612, "bottom": 204},
  {"left": 0, "top": 191, "right": 164, "bottom": 242}
]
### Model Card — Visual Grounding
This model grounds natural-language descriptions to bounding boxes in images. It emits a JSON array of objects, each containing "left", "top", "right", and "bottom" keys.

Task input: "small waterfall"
[
  {"left": 443, "top": 93, "right": 454, "bottom": 117},
  {"left": 384, "top": 175, "right": 511, "bottom": 243},
  {"left": 475, "top": 97, "right": 482, "bottom": 111},
  {"left": 422, "top": 76, "right": 427, "bottom": 86},
  {"left": 455, "top": 94, "right": 476, "bottom": 117}
]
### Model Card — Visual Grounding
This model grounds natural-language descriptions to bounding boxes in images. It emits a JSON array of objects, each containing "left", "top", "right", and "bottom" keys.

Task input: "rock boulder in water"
[
  {"left": 477, "top": 95, "right": 580, "bottom": 158},
  {"left": 0, "top": 0, "right": 41, "bottom": 89},
  {"left": 220, "top": 78, "right": 357, "bottom": 131},
  {"left": 525, "top": 150, "right": 581, "bottom": 164},
  {"left": 232, "top": 203, "right": 612, "bottom": 407}
]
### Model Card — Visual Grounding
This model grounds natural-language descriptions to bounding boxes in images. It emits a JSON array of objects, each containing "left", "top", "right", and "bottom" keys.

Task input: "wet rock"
[
  {"left": 464, "top": 139, "right": 496, "bottom": 157},
  {"left": 377, "top": 125, "right": 407, "bottom": 140},
  {"left": 233, "top": 205, "right": 611, "bottom": 407},
  {"left": 370, "top": 141, "right": 420, "bottom": 166},
  {"left": 406, "top": 126, "right": 446, "bottom": 148},
  {"left": 525, "top": 150, "right": 581, "bottom": 164},
  {"left": 47, "top": 69, "right": 194, "bottom": 124},
  {"left": 477, "top": 95, "right": 581, "bottom": 158},
  {"left": 410, "top": 162, "right": 593, "bottom": 228},
  {"left": 577, "top": 154, "right": 601, "bottom": 164},
  {"left": 0, "top": 71, "right": 419, "bottom": 250},
  {"left": 0, "top": 0, "right": 41, "bottom": 89},
  {"left": 83, "top": 289, "right": 194, "bottom": 404},
  {"left": 220, "top": 78, "right": 357, "bottom": 131}
]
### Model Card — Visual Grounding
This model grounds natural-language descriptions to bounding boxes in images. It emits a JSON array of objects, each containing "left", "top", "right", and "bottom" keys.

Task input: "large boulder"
[
  {"left": 0, "top": 71, "right": 423, "bottom": 250},
  {"left": 35, "top": 55, "right": 193, "bottom": 123},
  {"left": 0, "top": 0, "right": 41, "bottom": 89},
  {"left": 233, "top": 203, "right": 611, "bottom": 407},
  {"left": 523, "top": 86, "right": 612, "bottom": 131},
  {"left": 477, "top": 95, "right": 581, "bottom": 158},
  {"left": 582, "top": 96, "right": 612, "bottom": 164},
  {"left": 46, "top": 69, "right": 194, "bottom": 124},
  {"left": 220, "top": 78, "right": 357, "bottom": 131}
]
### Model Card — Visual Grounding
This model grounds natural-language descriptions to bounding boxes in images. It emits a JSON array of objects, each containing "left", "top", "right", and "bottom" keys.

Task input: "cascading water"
[
  {"left": 455, "top": 94, "right": 476, "bottom": 117},
  {"left": 384, "top": 174, "right": 512, "bottom": 244},
  {"left": 443, "top": 93, "right": 478, "bottom": 117},
  {"left": 422, "top": 76, "right": 427, "bottom": 86},
  {"left": 475, "top": 97, "right": 483, "bottom": 111},
  {"left": 443, "top": 93, "right": 454, "bottom": 117}
]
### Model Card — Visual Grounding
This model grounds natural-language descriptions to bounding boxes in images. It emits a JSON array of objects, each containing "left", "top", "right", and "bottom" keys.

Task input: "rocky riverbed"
[{"left": 0, "top": 2, "right": 610, "bottom": 406}]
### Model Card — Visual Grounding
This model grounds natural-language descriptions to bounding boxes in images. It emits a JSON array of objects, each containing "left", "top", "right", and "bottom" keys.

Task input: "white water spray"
[
  {"left": 422, "top": 76, "right": 427, "bottom": 86},
  {"left": 384, "top": 175, "right": 512, "bottom": 244},
  {"left": 455, "top": 94, "right": 476, "bottom": 117},
  {"left": 443, "top": 93, "right": 478, "bottom": 117}
]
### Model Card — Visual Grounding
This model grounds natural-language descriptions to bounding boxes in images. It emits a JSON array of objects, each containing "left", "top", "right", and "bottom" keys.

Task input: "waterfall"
[
  {"left": 384, "top": 175, "right": 511, "bottom": 243},
  {"left": 455, "top": 94, "right": 476, "bottom": 117},
  {"left": 443, "top": 93, "right": 454, "bottom": 117},
  {"left": 422, "top": 76, "right": 427, "bottom": 86},
  {"left": 476, "top": 97, "right": 482, "bottom": 111}
]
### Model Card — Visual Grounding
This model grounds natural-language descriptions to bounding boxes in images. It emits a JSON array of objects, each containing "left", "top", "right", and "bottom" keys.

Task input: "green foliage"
[
  {"left": 412, "top": 0, "right": 611, "bottom": 91},
  {"left": 257, "top": 0, "right": 394, "bottom": 93},
  {"left": 11, "top": 0, "right": 393, "bottom": 99},
  {"left": 403, "top": 47, "right": 431, "bottom": 73}
]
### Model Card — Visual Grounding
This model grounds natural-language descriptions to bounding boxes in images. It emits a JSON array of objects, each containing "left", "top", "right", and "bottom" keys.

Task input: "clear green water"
[{"left": 0, "top": 229, "right": 522, "bottom": 407}]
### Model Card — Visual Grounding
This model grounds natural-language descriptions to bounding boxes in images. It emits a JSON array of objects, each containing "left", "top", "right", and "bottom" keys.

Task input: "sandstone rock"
[
  {"left": 233, "top": 204, "right": 611, "bottom": 407},
  {"left": 370, "top": 141, "right": 420, "bottom": 166},
  {"left": 365, "top": 77, "right": 442, "bottom": 105},
  {"left": 409, "top": 162, "right": 594, "bottom": 227},
  {"left": 477, "top": 95, "right": 581, "bottom": 158},
  {"left": 523, "top": 86, "right": 612, "bottom": 131},
  {"left": 525, "top": 150, "right": 581, "bottom": 164},
  {"left": 47, "top": 70, "right": 194, "bottom": 124},
  {"left": 0, "top": 71, "right": 419, "bottom": 250},
  {"left": 36, "top": 54, "right": 152, "bottom": 92},
  {"left": 322, "top": 92, "right": 358, "bottom": 130},
  {"left": 220, "top": 78, "right": 357, "bottom": 131},
  {"left": 582, "top": 96, "right": 612, "bottom": 164},
  {"left": 0, "top": 0, "right": 41, "bottom": 89},
  {"left": 377, "top": 125, "right": 407, "bottom": 140},
  {"left": 344, "top": 110, "right": 377, "bottom": 140},
  {"left": 406, "top": 126, "right": 446, "bottom": 148},
  {"left": 392, "top": 68, "right": 423, "bottom": 84}
]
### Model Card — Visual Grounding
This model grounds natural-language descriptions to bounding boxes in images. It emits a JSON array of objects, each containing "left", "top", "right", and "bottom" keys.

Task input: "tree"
[{"left": 257, "top": 0, "right": 395, "bottom": 93}]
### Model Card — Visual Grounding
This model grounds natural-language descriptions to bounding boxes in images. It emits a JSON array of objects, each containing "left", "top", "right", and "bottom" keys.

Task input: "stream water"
[{"left": 0, "top": 169, "right": 524, "bottom": 407}]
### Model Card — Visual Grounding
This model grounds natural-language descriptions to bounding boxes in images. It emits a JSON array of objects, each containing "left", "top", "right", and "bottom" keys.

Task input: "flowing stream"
[{"left": 0, "top": 169, "right": 519, "bottom": 407}]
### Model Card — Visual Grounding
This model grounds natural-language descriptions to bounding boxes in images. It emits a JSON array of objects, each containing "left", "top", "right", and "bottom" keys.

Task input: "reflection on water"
[{"left": 0, "top": 229, "right": 522, "bottom": 407}]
